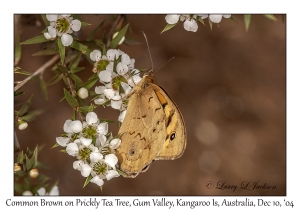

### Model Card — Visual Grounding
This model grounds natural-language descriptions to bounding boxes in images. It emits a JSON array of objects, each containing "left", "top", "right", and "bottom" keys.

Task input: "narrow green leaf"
[
  {"left": 116, "top": 169, "right": 127, "bottom": 177},
  {"left": 21, "top": 110, "right": 43, "bottom": 122},
  {"left": 83, "top": 175, "right": 93, "bottom": 188},
  {"left": 14, "top": 70, "right": 31, "bottom": 76},
  {"left": 59, "top": 95, "right": 66, "bottom": 102},
  {"left": 87, "top": 20, "right": 105, "bottom": 41},
  {"left": 197, "top": 17, "right": 205, "bottom": 26},
  {"left": 68, "top": 52, "right": 82, "bottom": 69},
  {"left": 71, "top": 67, "right": 85, "bottom": 74},
  {"left": 14, "top": 35, "right": 21, "bottom": 65},
  {"left": 89, "top": 91, "right": 97, "bottom": 96},
  {"left": 79, "top": 106, "right": 94, "bottom": 113},
  {"left": 29, "top": 146, "right": 38, "bottom": 169},
  {"left": 100, "top": 118, "right": 115, "bottom": 123},
  {"left": 17, "top": 151, "right": 24, "bottom": 164},
  {"left": 81, "top": 21, "right": 91, "bottom": 26},
  {"left": 47, "top": 74, "right": 63, "bottom": 86},
  {"left": 51, "top": 143, "right": 60, "bottom": 149},
  {"left": 70, "top": 40, "right": 89, "bottom": 53},
  {"left": 60, "top": 150, "right": 67, "bottom": 153},
  {"left": 57, "top": 37, "right": 65, "bottom": 64},
  {"left": 244, "top": 14, "right": 251, "bottom": 31},
  {"left": 81, "top": 77, "right": 98, "bottom": 90},
  {"left": 18, "top": 94, "right": 34, "bottom": 116},
  {"left": 40, "top": 78, "right": 48, "bottom": 100},
  {"left": 21, "top": 35, "right": 49, "bottom": 45},
  {"left": 124, "top": 35, "right": 142, "bottom": 45},
  {"left": 88, "top": 73, "right": 98, "bottom": 81},
  {"left": 264, "top": 14, "right": 278, "bottom": 21},
  {"left": 25, "top": 155, "right": 33, "bottom": 171},
  {"left": 41, "top": 14, "right": 49, "bottom": 26},
  {"left": 64, "top": 88, "right": 79, "bottom": 108},
  {"left": 160, "top": 23, "right": 178, "bottom": 34},
  {"left": 57, "top": 65, "right": 69, "bottom": 73},
  {"left": 110, "top": 23, "right": 129, "bottom": 48},
  {"left": 32, "top": 49, "right": 58, "bottom": 56},
  {"left": 14, "top": 91, "right": 25, "bottom": 97},
  {"left": 15, "top": 170, "right": 27, "bottom": 177},
  {"left": 24, "top": 178, "right": 30, "bottom": 190},
  {"left": 209, "top": 20, "right": 213, "bottom": 30},
  {"left": 70, "top": 73, "right": 83, "bottom": 87}
]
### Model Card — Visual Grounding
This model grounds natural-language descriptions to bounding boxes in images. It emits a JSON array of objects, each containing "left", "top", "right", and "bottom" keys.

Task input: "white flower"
[
  {"left": 86, "top": 112, "right": 98, "bottom": 125},
  {"left": 80, "top": 163, "right": 92, "bottom": 177},
  {"left": 90, "top": 50, "right": 102, "bottom": 62},
  {"left": 201, "top": 14, "right": 231, "bottom": 23},
  {"left": 118, "top": 110, "right": 127, "bottom": 123},
  {"left": 56, "top": 119, "right": 82, "bottom": 147},
  {"left": 66, "top": 142, "right": 79, "bottom": 157},
  {"left": 22, "top": 191, "right": 33, "bottom": 196},
  {"left": 183, "top": 19, "right": 198, "bottom": 32},
  {"left": 106, "top": 49, "right": 119, "bottom": 61},
  {"left": 45, "top": 14, "right": 82, "bottom": 46},
  {"left": 18, "top": 121, "right": 28, "bottom": 130},
  {"left": 37, "top": 186, "right": 59, "bottom": 196},
  {"left": 78, "top": 87, "right": 89, "bottom": 99},
  {"left": 165, "top": 15, "right": 180, "bottom": 24}
]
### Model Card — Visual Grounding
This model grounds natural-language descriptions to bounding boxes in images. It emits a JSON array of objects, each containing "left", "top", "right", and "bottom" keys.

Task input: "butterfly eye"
[{"left": 170, "top": 132, "right": 176, "bottom": 141}]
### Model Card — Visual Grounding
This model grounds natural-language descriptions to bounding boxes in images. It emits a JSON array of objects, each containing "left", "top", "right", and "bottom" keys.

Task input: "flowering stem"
[
  {"left": 106, "top": 14, "right": 123, "bottom": 47},
  {"left": 66, "top": 76, "right": 83, "bottom": 122},
  {"left": 14, "top": 55, "right": 60, "bottom": 91}
]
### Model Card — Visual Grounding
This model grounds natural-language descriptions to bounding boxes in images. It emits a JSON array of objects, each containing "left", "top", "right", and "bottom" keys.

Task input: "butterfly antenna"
[
  {"left": 156, "top": 56, "right": 175, "bottom": 73},
  {"left": 141, "top": 31, "right": 154, "bottom": 72}
]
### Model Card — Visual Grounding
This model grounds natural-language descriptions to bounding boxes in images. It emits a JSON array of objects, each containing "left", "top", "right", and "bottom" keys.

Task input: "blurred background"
[{"left": 14, "top": 14, "right": 286, "bottom": 195}]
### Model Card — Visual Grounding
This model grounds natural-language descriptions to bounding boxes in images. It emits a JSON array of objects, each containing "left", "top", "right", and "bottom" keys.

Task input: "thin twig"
[
  {"left": 106, "top": 14, "right": 123, "bottom": 47},
  {"left": 66, "top": 76, "right": 83, "bottom": 122},
  {"left": 14, "top": 54, "right": 60, "bottom": 92}
]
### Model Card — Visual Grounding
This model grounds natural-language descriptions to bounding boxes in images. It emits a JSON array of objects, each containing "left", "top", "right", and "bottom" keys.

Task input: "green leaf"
[
  {"left": 60, "top": 150, "right": 66, "bottom": 153},
  {"left": 25, "top": 155, "right": 33, "bottom": 171},
  {"left": 24, "top": 178, "right": 30, "bottom": 190},
  {"left": 124, "top": 35, "right": 142, "bottom": 45},
  {"left": 264, "top": 14, "right": 278, "bottom": 21},
  {"left": 160, "top": 23, "right": 178, "bottom": 34},
  {"left": 21, "top": 35, "right": 50, "bottom": 45},
  {"left": 68, "top": 52, "right": 82, "bottom": 69},
  {"left": 57, "top": 65, "right": 69, "bottom": 73},
  {"left": 18, "top": 94, "right": 34, "bottom": 116},
  {"left": 17, "top": 151, "right": 24, "bottom": 164},
  {"left": 88, "top": 73, "right": 98, "bottom": 81},
  {"left": 14, "top": 69, "right": 31, "bottom": 76},
  {"left": 47, "top": 74, "right": 63, "bottom": 86},
  {"left": 116, "top": 169, "right": 127, "bottom": 177},
  {"left": 29, "top": 146, "right": 38, "bottom": 169},
  {"left": 51, "top": 143, "right": 60, "bottom": 149},
  {"left": 14, "top": 91, "right": 25, "bottom": 97},
  {"left": 244, "top": 14, "right": 251, "bottom": 31},
  {"left": 71, "top": 67, "right": 85, "bottom": 74},
  {"left": 110, "top": 23, "right": 129, "bottom": 48},
  {"left": 64, "top": 88, "right": 79, "bottom": 108},
  {"left": 100, "top": 118, "right": 115, "bottom": 123},
  {"left": 209, "top": 20, "right": 213, "bottom": 31},
  {"left": 59, "top": 95, "right": 66, "bottom": 102},
  {"left": 15, "top": 170, "right": 26, "bottom": 177},
  {"left": 87, "top": 20, "right": 105, "bottom": 41},
  {"left": 81, "top": 21, "right": 91, "bottom": 26},
  {"left": 70, "top": 40, "right": 89, "bottom": 53},
  {"left": 70, "top": 73, "right": 83, "bottom": 87},
  {"left": 83, "top": 175, "right": 93, "bottom": 188},
  {"left": 57, "top": 37, "right": 65, "bottom": 64},
  {"left": 14, "top": 183, "right": 24, "bottom": 194},
  {"left": 80, "top": 77, "right": 98, "bottom": 90},
  {"left": 41, "top": 14, "right": 49, "bottom": 26},
  {"left": 21, "top": 110, "right": 43, "bottom": 122},
  {"left": 32, "top": 49, "right": 58, "bottom": 56},
  {"left": 40, "top": 78, "right": 48, "bottom": 100},
  {"left": 14, "top": 35, "right": 21, "bottom": 65}
]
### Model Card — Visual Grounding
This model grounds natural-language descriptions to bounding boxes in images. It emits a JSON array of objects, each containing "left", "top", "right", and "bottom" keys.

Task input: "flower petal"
[
  {"left": 73, "top": 160, "right": 83, "bottom": 170},
  {"left": 56, "top": 137, "right": 70, "bottom": 147},
  {"left": 61, "top": 33, "right": 73, "bottom": 46},
  {"left": 90, "top": 176, "right": 104, "bottom": 186},
  {"left": 90, "top": 152, "right": 103, "bottom": 163},
  {"left": 37, "top": 187, "right": 46, "bottom": 196},
  {"left": 109, "top": 138, "right": 121, "bottom": 149},
  {"left": 46, "top": 14, "right": 58, "bottom": 21},
  {"left": 222, "top": 14, "right": 231, "bottom": 18},
  {"left": 80, "top": 164, "right": 92, "bottom": 177},
  {"left": 97, "top": 134, "right": 107, "bottom": 147},
  {"left": 105, "top": 154, "right": 118, "bottom": 168},
  {"left": 116, "top": 62, "right": 129, "bottom": 76},
  {"left": 99, "top": 70, "right": 112, "bottom": 83},
  {"left": 111, "top": 99, "right": 122, "bottom": 110},
  {"left": 94, "top": 97, "right": 107, "bottom": 105},
  {"left": 165, "top": 15, "right": 180, "bottom": 24},
  {"left": 90, "top": 50, "right": 102, "bottom": 62},
  {"left": 69, "top": 120, "right": 83, "bottom": 133},
  {"left": 128, "top": 75, "right": 142, "bottom": 87},
  {"left": 80, "top": 137, "right": 92, "bottom": 147},
  {"left": 86, "top": 112, "right": 98, "bottom": 125},
  {"left": 106, "top": 49, "right": 119, "bottom": 61},
  {"left": 97, "top": 122, "right": 108, "bottom": 135},
  {"left": 129, "top": 59, "right": 135, "bottom": 69},
  {"left": 49, "top": 186, "right": 59, "bottom": 196},
  {"left": 118, "top": 110, "right": 126, "bottom": 123},
  {"left": 198, "top": 14, "right": 208, "bottom": 19},
  {"left": 121, "top": 82, "right": 132, "bottom": 95},
  {"left": 71, "top": 19, "right": 81, "bottom": 31},
  {"left": 66, "top": 142, "right": 79, "bottom": 157},
  {"left": 105, "top": 62, "right": 114, "bottom": 72},
  {"left": 209, "top": 15, "right": 223, "bottom": 23},
  {"left": 44, "top": 32, "right": 52, "bottom": 40},
  {"left": 121, "top": 54, "right": 131, "bottom": 65},
  {"left": 95, "top": 86, "right": 106, "bottom": 94},
  {"left": 106, "top": 170, "right": 120, "bottom": 180},
  {"left": 47, "top": 26, "right": 57, "bottom": 38},
  {"left": 22, "top": 190, "right": 33, "bottom": 196},
  {"left": 63, "top": 119, "right": 73, "bottom": 133},
  {"left": 183, "top": 19, "right": 198, "bottom": 32},
  {"left": 103, "top": 89, "right": 117, "bottom": 100}
]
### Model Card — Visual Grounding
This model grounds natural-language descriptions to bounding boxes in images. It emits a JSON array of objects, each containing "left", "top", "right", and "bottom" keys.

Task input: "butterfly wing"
[
  {"left": 116, "top": 83, "right": 166, "bottom": 177},
  {"left": 151, "top": 83, "right": 187, "bottom": 160}
]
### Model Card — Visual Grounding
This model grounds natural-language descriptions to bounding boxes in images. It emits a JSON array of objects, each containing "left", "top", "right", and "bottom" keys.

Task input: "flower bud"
[
  {"left": 112, "top": 31, "right": 125, "bottom": 45},
  {"left": 78, "top": 87, "right": 89, "bottom": 99},
  {"left": 18, "top": 121, "right": 28, "bottom": 130},
  {"left": 14, "top": 163, "right": 21, "bottom": 172},
  {"left": 22, "top": 190, "right": 33, "bottom": 196},
  {"left": 29, "top": 168, "right": 39, "bottom": 178}
]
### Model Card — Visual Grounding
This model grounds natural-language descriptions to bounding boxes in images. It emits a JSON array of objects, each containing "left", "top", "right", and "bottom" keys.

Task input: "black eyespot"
[
  {"left": 153, "top": 128, "right": 156, "bottom": 132},
  {"left": 170, "top": 132, "right": 176, "bottom": 141},
  {"left": 129, "top": 149, "right": 135, "bottom": 155}
]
